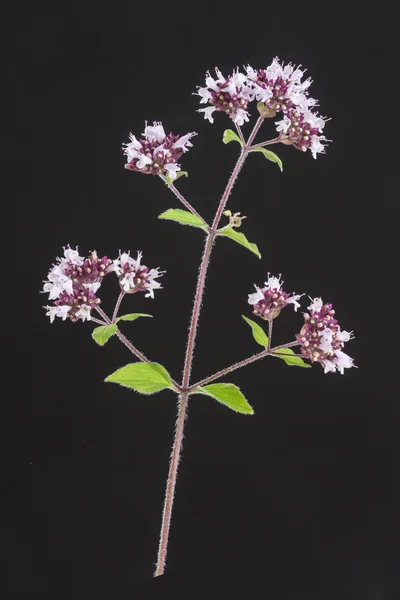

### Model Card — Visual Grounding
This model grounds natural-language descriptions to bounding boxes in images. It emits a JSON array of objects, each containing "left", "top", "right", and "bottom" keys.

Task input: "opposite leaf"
[
  {"left": 165, "top": 171, "right": 188, "bottom": 185},
  {"left": 158, "top": 208, "right": 206, "bottom": 230},
  {"left": 242, "top": 315, "right": 269, "bottom": 347},
  {"left": 222, "top": 129, "right": 244, "bottom": 147},
  {"left": 92, "top": 324, "right": 117, "bottom": 346},
  {"left": 217, "top": 227, "right": 261, "bottom": 259},
  {"left": 271, "top": 347, "right": 310, "bottom": 367},
  {"left": 250, "top": 147, "right": 283, "bottom": 172},
  {"left": 192, "top": 383, "right": 254, "bottom": 415},
  {"left": 116, "top": 313, "right": 153, "bottom": 323},
  {"left": 105, "top": 362, "right": 174, "bottom": 394}
]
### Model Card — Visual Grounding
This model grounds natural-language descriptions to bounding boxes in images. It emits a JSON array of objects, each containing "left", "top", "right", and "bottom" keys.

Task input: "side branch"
[
  {"left": 187, "top": 341, "right": 300, "bottom": 390},
  {"left": 161, "top": 176, "right": 208, "bottom": 226}
]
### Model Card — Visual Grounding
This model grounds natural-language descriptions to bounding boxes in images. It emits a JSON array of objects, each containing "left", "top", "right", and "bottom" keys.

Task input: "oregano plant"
[{"left": 41, "top": 58, "right": 355, "bottom": 577}]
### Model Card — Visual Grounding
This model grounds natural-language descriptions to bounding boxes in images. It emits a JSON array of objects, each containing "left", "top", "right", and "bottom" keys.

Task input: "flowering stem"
[
  {"left": 268, "top": 319, "right": 273, "bottom": 351},
  {"left": 112, "top": 291, "right": 125, "bottom": 323},
  {"left": 154, "top": 391, "right": 188, "bottom": 577},
  {"left": 153, "top": 116, "right": 268, "bottom": 577},
  {"left": 161, "top": 177, "right": 208, "bottom": 226},
  {"left": 235, "top": 123, "right": 245, "bottom": 146},
  {"left": 187, "top": 341, "right": 300, "bottom": 390},
  {"left": 248, "top": 136, "right": 281, "bottom": 151},
  {"left": 91, "top": 317, "right": 108, "bottom": 326}
]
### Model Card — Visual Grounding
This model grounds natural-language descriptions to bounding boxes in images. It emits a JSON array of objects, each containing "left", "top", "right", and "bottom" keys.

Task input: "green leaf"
[
  {"left": 116, "top": 313, "right": 153, "bottom": 323},
  {"left": 165, "top": 171, "right": 188, "bottom": 185},
  {"left": 217, "top": 227, "right": 261, "bottom": 258},
  {"left": 105, "top": 362, "right": 173, "bottom": 394},
  {"left": 158, "top": 208, "right": 206, "bottom": 229},
  {"left": 242, "top": 315, "right": 269, "bottom": 347},
  {"left": 192, "top": 383, "right": 254, "bottom": 414},
  {"left": 271, "top": 347, "right": 310, "bottom": 368},
  {"left": 250, "top": 147, "right": 283, "bottom": 171},
  {"left": 222, "top": 129, "right": 243, "bottom": 146},
  {"left": 91, "top": 324, "right": 117, "bottom": 346}
]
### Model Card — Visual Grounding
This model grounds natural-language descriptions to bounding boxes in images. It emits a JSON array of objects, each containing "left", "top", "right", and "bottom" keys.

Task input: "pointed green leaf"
[
  {"left": 91, "top": 324, "right": 117, "bottom": 346},
  {"left": 158, "top": 208, "right": 206, "bottom": 229},
  {"left": 192, "top": 383, "right": 254, "bottom": 414},
  {"left": 250, "top": 147, "right": 283, "bottom": 171},
  {"left": 271, "top": 347, "right": 310, "bottom": 367},
  {"left": 217, "top": 227, "right": 261, "bottom": 258},
  {"left": 165, "top": 171, "right": 188, "bottom": 185},
  {"left": 116, "top": 313, "right": 153, "bottom": 323},
  {"left": 242, "top": 315, "right": 269, "bottom": 347},
  {"left": 105, "top": 362, "right": 173, "bottom": 394},
  {"left": 222, "top": 129, "right": 243, "bottom": 146}
]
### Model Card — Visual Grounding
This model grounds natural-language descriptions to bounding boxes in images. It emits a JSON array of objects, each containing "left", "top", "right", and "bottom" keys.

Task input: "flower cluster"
[
  {"left": 245, "top": 60, "right": 316, "bottom": 116},
  {"left": 195, "top": 57, "right": 329, "bottom": 158},
  {"left": 42, "top": 247, "right": 114, "bottom": 323},
  {"left": 248, "top": 274, "right": 303, "bottom": 320},
  {"left": 296, "top": 298, "right": 355, "bottom": 374},
  {"left": 276, "top": 108, "right": 328, "bottom": 158},
  {"left": 114, "top": 251, "right": 164, "bottom": 298},
  {"left": 195, "top": 68, "right": 255, "bottom": 126},
  {"left": 123, "top": 122, "right": 197, "bottom": 180},
  {"left": 43, "top": 247, "right": 164, "bottom": 323}
]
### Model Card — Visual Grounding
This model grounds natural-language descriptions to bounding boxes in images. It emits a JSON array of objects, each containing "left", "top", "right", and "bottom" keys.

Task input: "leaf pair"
[
  {"left": 223, "top": 129, "right": 283, "bottom": 171},
  {"left": 105, "top": 361, "right": 254, "bottom": 414},
  {"left": 158, "top": 209, "right": 261, "bottom": 259},
  {"left": 242, "top": 315, "right": 310, "bottom": 367}
]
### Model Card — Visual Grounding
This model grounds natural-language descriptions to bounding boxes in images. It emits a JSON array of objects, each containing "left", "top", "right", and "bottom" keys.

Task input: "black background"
[{"left": 13, "top": 3, "right": 396, "bottom": 598}]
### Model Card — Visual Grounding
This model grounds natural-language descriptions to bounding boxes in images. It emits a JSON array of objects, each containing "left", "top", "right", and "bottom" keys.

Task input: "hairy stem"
[
  {"left": 112, "top": 291, "right": 125, "bottom": 323},
  {"left": 248, "top": 136, "right": 281, "bottom": 150},
  {"left": 91, "top": 317, "right": 108, "bottom": 326},
  {"left": 235, "top": 122, "right": 245, "bottom": 146},
  {"left": 154, "top": 391, "right": 188, "bottom": 577},
  {"left": 268, "top": 319, "right": 273, "bottom": 351},
  {"left": 161, "top": 176, "right": 208, "bottom": 226},
  {"left": 154, "top": 117, "right": 267, "bottom": 577},
  {"left": 187, "top": 341, "right": 300, "bottom": 390}
]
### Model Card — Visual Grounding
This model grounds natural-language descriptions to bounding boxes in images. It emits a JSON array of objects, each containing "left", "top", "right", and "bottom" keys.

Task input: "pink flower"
[
  {"left": 123, "top": 121, "right": 196, "bottom": 180},
  {"left": 248, "top": 273, "right": 303, "bottom": 320},
  {"left": 296, "top": 298, "right": 355, "bottom": 373}
]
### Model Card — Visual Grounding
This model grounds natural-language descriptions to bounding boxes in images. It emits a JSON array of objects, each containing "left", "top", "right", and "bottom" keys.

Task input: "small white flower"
[
  {"left": 75, "top": 305, "right": 92, "bottom": 322},
  {"left": 323, "top": 359, "right": 337, "bottom": 374},
  {"left": 136, "top": 153, "right": 153, "bottom": 169},
  {"left": 43, "top": 266, "right": 74, "bottom": 299},
  {"left": 197, "top": 87, "right": 212, "bottom": 103},
  {"left": 333, "top": 349, "right": 353, "bottom": 374},
  {"left": 318, "top": 328, "right": 334, "bottom": 353},
  {"left": 248, "top": 286, "right": 265, "bottom": 305},
  {"left": 310, "top": 136, "right": 327, "bottom": 159},
  {"left": 120, "top": 272, "right": 135, "bottom": 292},
  {"left": 275, "top": 115, "right": 291, "bottom": 134},
  {"left": 164, "top": 163, "right": 180, "bottom": 179},
  {"left": 336, "top": 330, "right": 354, "bottom": 342},
  {"left": 308, "top": 297, "right": 323, "bottom": 313},
  {"left": 264, "top": 274, "right": 282, "bottom": 291},
  {"left": 45, "top": 305, "right": 71, "bottom": 323},
  {"left": 286, "top": 293, "right": 303, "bottom": 312},
  {"left": 172, "top": 132, "right": 197, "bottom": 153},
  {"left": 198, "top": 106, "right": 217, "bottom": 123},
  {"left": 233, "top": 108, "right": 250, "bottom": 126},
  {"left": 205, "top": 68, "right": 226, "bottom": 91},
  {"left": 83, "top": 282, "right": 102, "bottom": 294},
  {"left": 144, "top": 268, "right": 164, "bottom": 298},
  {"left": 63, "top": 246, "right": 84, "bottom": 266},
  {"left": 143, "top": 121, "right": 166, "bottom": 144}
]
